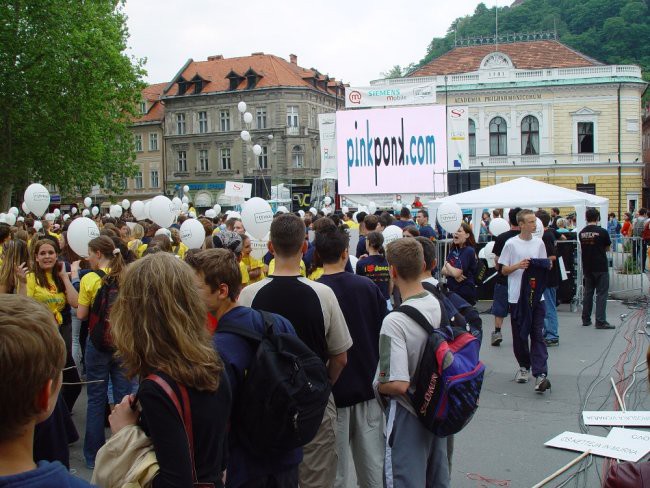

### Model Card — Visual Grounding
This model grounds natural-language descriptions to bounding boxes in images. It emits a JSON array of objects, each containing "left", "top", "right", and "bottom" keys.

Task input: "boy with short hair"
[
  {"left": 375, "top": 239, "right": 448, "bottom": 488},
  {"left": 0, "top": 295, "right": 93, "bottom": 487}
]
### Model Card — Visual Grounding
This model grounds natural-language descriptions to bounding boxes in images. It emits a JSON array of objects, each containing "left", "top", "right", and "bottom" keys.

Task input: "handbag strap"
[{"left": 146, "top": 374, "right": 198, "bottom": 484}]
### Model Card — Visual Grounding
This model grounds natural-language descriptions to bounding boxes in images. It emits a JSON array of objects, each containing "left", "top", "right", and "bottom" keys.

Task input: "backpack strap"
[
  {"left": 216, "top": 309, "right": 276, "bottom": 341},
  {"left": 146, "top": 374, "right": 198, "bottom": 484},
  {"left": 393, "top": 304, "right": 436, "bottom": 335},
  {"left": 93, "top": 269, "right": 107, "bottom": 279}
]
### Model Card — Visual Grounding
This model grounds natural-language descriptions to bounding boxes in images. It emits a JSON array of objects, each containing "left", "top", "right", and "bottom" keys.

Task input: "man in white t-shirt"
[
  {"left": 375, "top": 238, "right": 449, "bottom": 488},
  {"left": 498, "top": 209, "right": 551, "bottom": 393}
]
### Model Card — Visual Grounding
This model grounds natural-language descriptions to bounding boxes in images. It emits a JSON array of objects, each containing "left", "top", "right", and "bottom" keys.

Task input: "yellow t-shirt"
[
  {"left": 308, "top": 267, "right": 324, "bottom": 281},
  {"left": 26, "top": 271, "right": 66, "bottom": 325},
  {"left": 78, "top": 267, "right": 111, "bottom": 307},
  {"left": 345, "top": 220, "right": 360, "bottom": 230},
  {"left": 239, "top": 261, "right": 250, "bottom": 286},
  {"left": 268, "top": 259, "right": 306, "bottom": 277},
  {"left": 242, "top": 256, "right": 265, "bottom": 284},
  {"left": 173, "top": 242, "right": 189, "bottom": 260}
]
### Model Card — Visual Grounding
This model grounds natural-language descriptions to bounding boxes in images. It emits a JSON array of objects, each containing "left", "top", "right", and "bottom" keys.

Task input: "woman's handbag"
[{"left": 92, "top": 374, "right": 215, "bottom": 488}]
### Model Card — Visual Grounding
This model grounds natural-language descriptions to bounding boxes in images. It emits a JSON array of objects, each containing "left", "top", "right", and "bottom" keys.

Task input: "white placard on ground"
[
  {"left": 545, "top": 431, "right": 648, "bottom": 462},
  {"left": 225, "top": 181, "right": 252, "bottom": 199},
  {"left": 606, "top": 427, "right": 650, "bottom": 454},
  {"left": 583, "top": 411, "right": 650, "bottom": 427}
]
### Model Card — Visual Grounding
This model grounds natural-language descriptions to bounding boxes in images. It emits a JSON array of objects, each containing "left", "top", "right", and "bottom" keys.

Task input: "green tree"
[
  {"left": 381, "top": 65, "right": 405, "bottom": 79},
  {"left": 0, "top": 0, "right": 145, "bottom": 209}
]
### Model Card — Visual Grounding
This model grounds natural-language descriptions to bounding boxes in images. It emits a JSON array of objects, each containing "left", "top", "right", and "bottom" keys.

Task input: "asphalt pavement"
[{"left": 68, "top": 298, "right": 650, "bottom": 487}]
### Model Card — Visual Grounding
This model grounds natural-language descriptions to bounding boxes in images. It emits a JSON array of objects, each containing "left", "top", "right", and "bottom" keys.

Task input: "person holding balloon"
[{"left": 442, "top": 222, "right": 479, "bottom": 305}]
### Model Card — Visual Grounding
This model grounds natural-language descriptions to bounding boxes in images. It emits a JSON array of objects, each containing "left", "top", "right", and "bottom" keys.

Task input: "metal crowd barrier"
[{"left": 607, "top": 236, "right": 645, "bottom": 299}]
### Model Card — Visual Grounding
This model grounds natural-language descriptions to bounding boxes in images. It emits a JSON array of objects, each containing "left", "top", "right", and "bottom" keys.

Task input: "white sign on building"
[{"left": 345, "top": 82, "right": 436, "bottom": 109}]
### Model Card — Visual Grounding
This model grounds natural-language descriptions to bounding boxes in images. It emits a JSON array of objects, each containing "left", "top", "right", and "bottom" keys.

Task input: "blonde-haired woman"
[
  {"left": 108, "top": 253, "right": 231, "bottom": 487},
  {"left": 127, "top": 223, "right": 146, "bottom": 258}
]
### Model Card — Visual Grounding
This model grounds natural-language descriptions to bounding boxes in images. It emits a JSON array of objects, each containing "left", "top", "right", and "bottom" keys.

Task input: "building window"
[
  {"left": 310, "top": 107, "right": 317, "bottom": 129},
  {"left": 177, "top": 113, "right": 186, "bottom": 135},
  {"left": 134, "top": 134, "right": 143, "bottom": 152},
  {"left": 139, "top": 101, "right": 147, "bottom": 114},
  {"left": 292, "top": 145, "right": 304, "bottom": 168},
  {"left": 149, "top": 133, "right": 158, "bottom": 151},
  {"left": 120, "top": 177, "right": 128, "bottom": 190},
  {"left": 257, "top": 146, "right": 268, "bottom": 169},
  {"left": 177, "top": 150, "right": 187, "bottom": 172},
  {"left": 468, "top": 119, "right": 476, "bottom": 157},
  {"left": 220, "top": 148, "right": 231, "bottom": 170},
  {"left": 198, "top": 149, "right": 209, "bottom": 172},
  {"left": 151, "top": 170, "right": 159, "bottom": 188},
  {"left": 220, "top": 110, "right": 230, "bottom": 131},
  {"left": 287, "top": 106, "right": 299, "bottom": 127},
  {"left": 521, "top": 115, "right": 539, "bottom": 155},
  {"left": 489, "top": 116, "right": 507, "bottom": 156},
  {"left": 256, "top": 107, "right": 267, "bottom": 129},
  {"left": 198, "top": 111, "right": 208, "bottom": 133},
  {"left": 576, "top": 183, "right": 596, "bottom": 195},
  {"left": 135, "top": 172, "right": 143, "bottom": 189},
  {"left": 578, "top": 122, "right": 594, "bottom": 153}
]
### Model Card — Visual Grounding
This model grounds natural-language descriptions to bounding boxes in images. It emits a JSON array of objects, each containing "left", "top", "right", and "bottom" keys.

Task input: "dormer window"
[
  {"left": 177, "top": 78, "right": 188, "bottom": 95},
  {"left": 226, "top": 70, "right": 245, "bottom": 91},
  {"left": 191, "top": 74, "right": 205, "bottom": 94},
  {"left": 245, "top": 68, "right": 263, "bottom": 90},
  {"left": 139, "top": 101, "right": 147, "bottom": 114}
]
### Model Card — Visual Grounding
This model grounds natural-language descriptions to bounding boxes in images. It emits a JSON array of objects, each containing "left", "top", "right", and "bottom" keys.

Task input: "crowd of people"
[{"left": 0, "top": 200, "right": 638, "bottom": 488}]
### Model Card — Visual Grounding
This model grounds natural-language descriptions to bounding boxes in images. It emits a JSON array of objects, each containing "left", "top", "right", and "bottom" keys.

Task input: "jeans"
[
  {"left": 543, "top": 287, "right": 559, "bottom": 341},
  {"left": 83, "top": 339, "right": 135, "bottom": 466},
  {"left": 582, "top": 271, "right": 609, "bottom": 325}
]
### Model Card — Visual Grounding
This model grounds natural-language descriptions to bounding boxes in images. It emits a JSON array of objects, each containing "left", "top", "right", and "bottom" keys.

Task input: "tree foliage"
[
  {"left": 0, "top": 0, "right": 145, "bottom": 205},
  {"left": 412, "top": 0, "right": 650, "bottom": 78}
]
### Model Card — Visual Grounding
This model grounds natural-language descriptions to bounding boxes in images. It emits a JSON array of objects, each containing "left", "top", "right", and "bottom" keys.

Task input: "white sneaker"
[{"left": 515, "top": 368, "right": 529, "bottom": 383}]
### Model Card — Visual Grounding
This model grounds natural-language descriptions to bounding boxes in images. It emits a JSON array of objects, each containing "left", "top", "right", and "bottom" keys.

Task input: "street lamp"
[{"left": 238, "top": 100, "right": 273, "bottom": 200}]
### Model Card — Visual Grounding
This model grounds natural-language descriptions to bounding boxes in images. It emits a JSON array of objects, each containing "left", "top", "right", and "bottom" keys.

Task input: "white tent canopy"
[{"left": 428, "top": 177, "right": 609, "bottom": 239}]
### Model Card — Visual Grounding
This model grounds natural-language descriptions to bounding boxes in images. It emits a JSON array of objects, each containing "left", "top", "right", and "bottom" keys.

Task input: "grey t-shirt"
[{"left": 375, "top": 292, "right": 441, "bottom": 416}]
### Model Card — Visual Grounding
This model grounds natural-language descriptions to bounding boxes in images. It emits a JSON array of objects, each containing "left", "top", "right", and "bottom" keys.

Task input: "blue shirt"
[
  {"left": 0, "top": 461, "right": 94, "bottom": 487},
  {"left": 418, "top": 225, "right": 436, "bottom": 239},
  {"left": 213, "top": 306, "right": 302, "bottom": 486}
]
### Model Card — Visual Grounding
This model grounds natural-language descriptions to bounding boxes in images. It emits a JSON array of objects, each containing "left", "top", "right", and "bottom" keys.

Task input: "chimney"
[
  {"left": 207, "top": 54, "right": 223, "bottom": 61},
  {"left": 251, "top": 52, "right": 264, "bottom": 56},
  {"left": 289, "top": 54, "right": 297, "bottom": 65}
]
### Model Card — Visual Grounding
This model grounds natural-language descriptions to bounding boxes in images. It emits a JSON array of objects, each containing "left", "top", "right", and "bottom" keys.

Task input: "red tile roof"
[
  {"left": 164, "top": 53, "right": 341, "bottom": 97},
  {"left": 409, "top": 40, "right": 602, "bottom": 77},
  {"left": 134, "top": 83, "right": 166, "bottom": 123}
]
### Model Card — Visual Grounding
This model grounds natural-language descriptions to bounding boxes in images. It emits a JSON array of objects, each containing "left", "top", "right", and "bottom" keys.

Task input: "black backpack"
[
  {"left": 217, "top": 310, "right": 331, "bottom": 455},
  {"left": 88, "top": 270, "right": 119, "bottom": 353},
  {"left": 394, "top": 304, "right": 484, "bottom": 437},
  {"left": 421, "top": 281, "right": 483, "bottom": 342}
]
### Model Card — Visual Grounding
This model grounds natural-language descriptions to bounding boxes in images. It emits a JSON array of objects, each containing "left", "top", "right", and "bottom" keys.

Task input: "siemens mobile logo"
[{"left": 346, "top": 118, "right": 436, "bottom": 186}]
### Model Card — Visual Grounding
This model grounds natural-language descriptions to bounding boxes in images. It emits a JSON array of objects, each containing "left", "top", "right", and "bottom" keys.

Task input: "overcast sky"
[{"left": 123, "top": 0, "right": 488, "bottom": 86}]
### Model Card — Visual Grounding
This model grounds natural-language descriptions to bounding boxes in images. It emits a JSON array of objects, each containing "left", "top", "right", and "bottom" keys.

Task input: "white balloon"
[
  {"left": 483, "top": 241, "right": 496, "bottom": 268},
  {"left": 21, "top": 202, "right": 30, "bottom": 214},
  {"left": 240, "top": 130, "right": 251, "bottom": 142},
  {"left": 172, "top": 197, "right": 182, "bottom": 210},
  {"left": 53, "top": 208, "right": 61, "bottom": 217},
  {"left": 179, "top": 218, "right": 205, "bottom": 249},
  {"left": 182, "top": 196, "right": 189, "bottom": 204},
  {"left": 17, "top": 216, "right": 24, "bottom": 222},
  {"left": 298, "top": 210, "right": 305, "bottom": 218},
  {"left": 144, "top": 201, "right": 152, "bottom": 220},
  {"left": 228, "top": 211, "right": 241, "bottom": 219},
  {"left": 84, "top": 197, "right": 92, "bottom": 208},
  {"left": 91, "top": 206, "right": 99, "bottom": 216},
  {"left": 67, "top": 217, "right": 100, "bottom": 257},
  {"left": 213, "top": 204, "right": 221, "bottom": 214},
  {"left": 533, "top": 218, "right": 544, "bottom": 239},
  {"left": 324, "top": 196, "right": 332, "bottom": 205},
  {"left": 71, "top": 207, "right": 78, "bottom": 215},
  {"left": 252, "top": 144, "right": 262, "bottom": 156},
  {"left": 63, "top": 214, "right": 70, "bottom": 221},
  {"left": 349, "top": 255, "right": 359, "bottom": 273},
  {"left": 5, "top": 213, "right": 16, "bottom": 226},
  {"left": 33, "top": 220, "right": 43, "bottom": 231},
  {"left": 149, "top": 195, "right": 175, "bottom": 228},
  {"left": 322, "top": 207, "right": 331, "bottom": 215},
  {"left": 307, "top": 207, "right": 316, "bottom": 216},
  {"left": 382, "top": 225, "right": 403, "bottom": 249},
  {"left": 243, "top": 112, "right": 253, "bottom": 124},
  {"left": 359, "top": 206, "right": 369, "bottom": 214},
  {"left": 241, "top": 197, "right": 273, "bottom": 240},
  {"left": 82, "top": 209, "right": 90, "bottom": 217},
  {"left": 205, "top": 209, "right": 216, "bottom": 219},
  {"left": 45, "top": 213, "right": 55, "bottom": 222},
  {"left": 489, "top": 217, "right": 510, "bottom": 237},
  {"left": 24, "top": 183, "right": 50, "bottom": 217},
  {"left": 436, "top": 202, "right": 463, "bottom": 234},
  {"left": 183, "top": 185, "right": 190, "bottom": 193},
  {"left": 188, "top": 211, "right": 196, "bottom": 219},
  {"left": 237, "top": 101, "right": 247, "bottom": 114},
  {"left": 342, "top": 206, "right": 349, "bottom": 214},
  {"left": 0, "top": 213, "right": 7, "bottom": 223},
  {"left": 181, "top": 202, "right": 189, "bottom": 213},
  {"left": 276, "top": 206, "right": 288, "bottom": 214},
  {"left": 9, "top": 207, "right": 19, "bottom": 216},
  {"left": 121, "top": 199, "right": 130, "bottom": 210},
  {"left": 249, "top": 236, "right": 269, "bottom": 260},
  {"left": 131, "top": 201, "right": 145, "bottom": 220},
  {"left": 368, "top": 202, "right": 377, "bottom": 214},
  {"left": 110, "top": 205, "right": 122, "bottom": 219}
]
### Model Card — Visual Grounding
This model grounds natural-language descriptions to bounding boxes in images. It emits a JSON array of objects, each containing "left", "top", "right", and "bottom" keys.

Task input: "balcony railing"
[
  {"left": 286, "top": 126, "right": 300, "bottom": 136},
  {"left": 469, "top": 152, "right": 642, "bottom": 167}
]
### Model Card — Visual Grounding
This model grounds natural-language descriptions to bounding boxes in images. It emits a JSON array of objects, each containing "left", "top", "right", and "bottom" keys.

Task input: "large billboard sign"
[
  {"left": 336, "top": 105, "right": 447, "bottom": 195},
  {"left": 345, "top": 82, "right": 436, "bottom": 109}
]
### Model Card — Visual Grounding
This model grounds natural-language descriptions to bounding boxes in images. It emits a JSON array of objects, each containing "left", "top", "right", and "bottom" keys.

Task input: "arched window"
[
  {"left": 489, "top": 117, "right": 507, "bottom": 156},
  {"left": 521, "top": 115, "right": 539, "bottom": 155},
  {"left": 469, "top": 119, "right": 476, "bottom": 157},
  {"left": 292, "top": 145, "right": 304, "bottom": 168}
]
